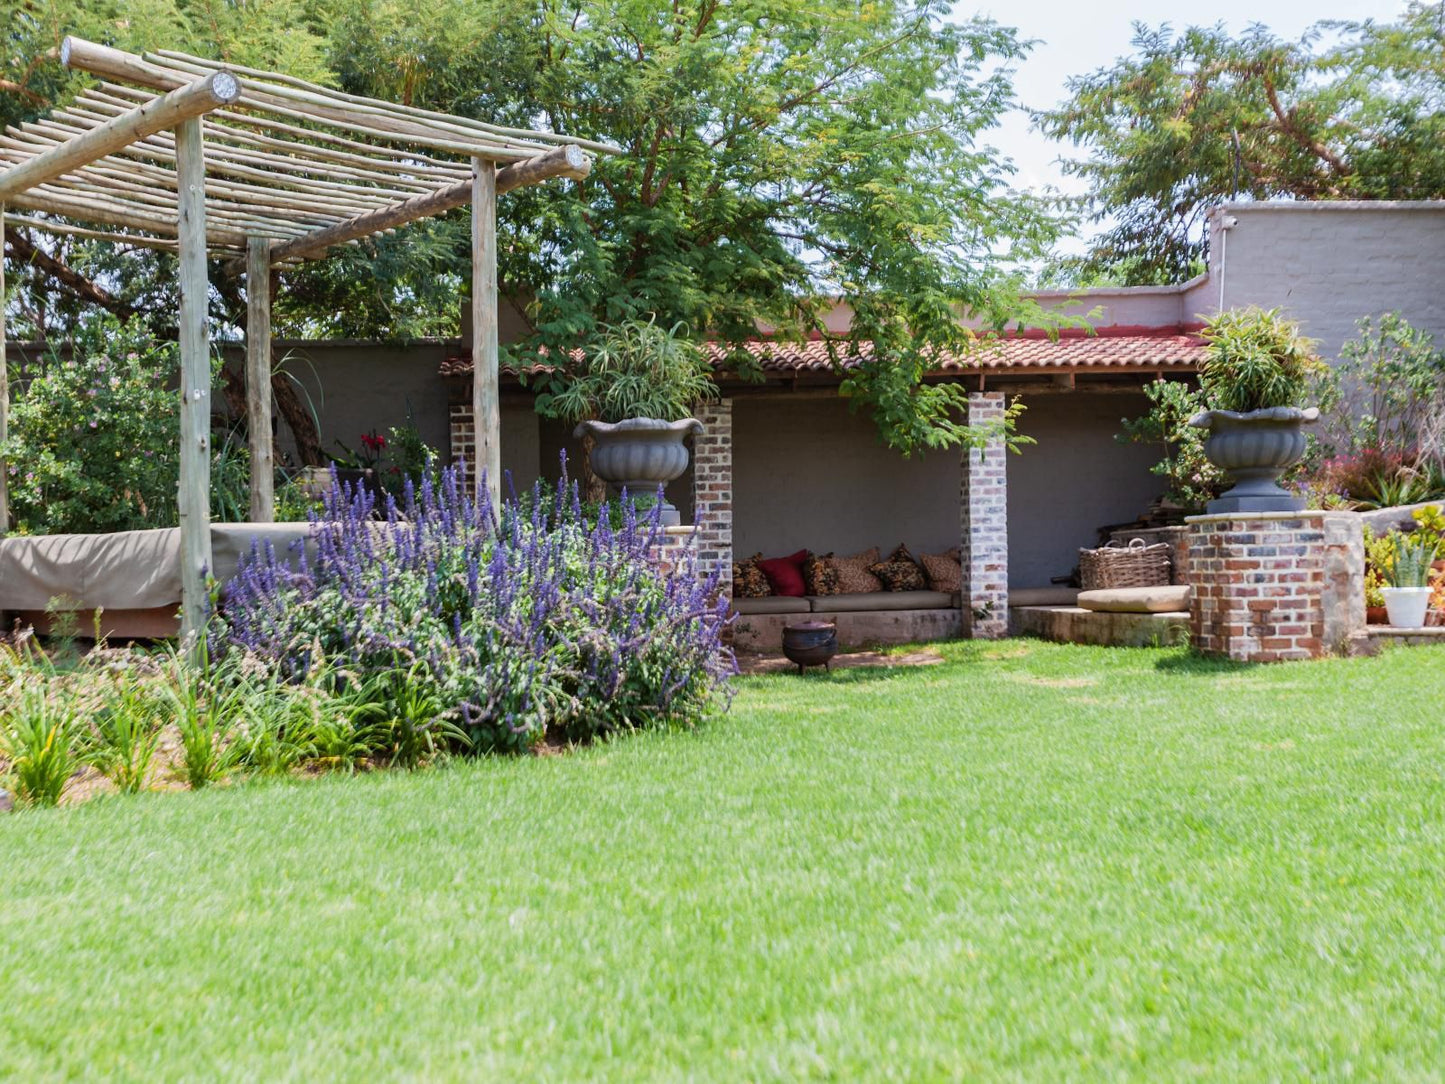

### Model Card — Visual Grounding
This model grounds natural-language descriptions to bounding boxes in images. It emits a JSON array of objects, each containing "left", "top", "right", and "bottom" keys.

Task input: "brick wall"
[
  {"left": 961, "top": 392, "right": 1008, "bottom": 639},
  {"left": 449, "top": 402, "right": 474, "bottom": 488},
  {"left": 691, "top": 399, "right": 733, "bottom": 599},
  {"left": 1186, "top": 511, "right": 1364, "bottom": 662}
]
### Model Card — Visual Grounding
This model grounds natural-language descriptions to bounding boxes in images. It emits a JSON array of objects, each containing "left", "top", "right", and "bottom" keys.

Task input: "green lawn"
[{"left": 4, "top": 641, "right": 1444, "bottom": 1080}]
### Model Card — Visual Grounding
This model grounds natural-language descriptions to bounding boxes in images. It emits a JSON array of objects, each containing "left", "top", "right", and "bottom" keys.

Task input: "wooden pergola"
[{"left": 0, "top": 37, "right": 617, "bottom": 637}]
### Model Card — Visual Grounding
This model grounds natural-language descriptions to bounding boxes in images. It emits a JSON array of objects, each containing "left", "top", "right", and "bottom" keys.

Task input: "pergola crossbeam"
[
  {"left": 264, "top": 143, "right": 592, "bottom": 266},
  {"left": 0, "top": 71, "right": 239, "bottom": 201}
]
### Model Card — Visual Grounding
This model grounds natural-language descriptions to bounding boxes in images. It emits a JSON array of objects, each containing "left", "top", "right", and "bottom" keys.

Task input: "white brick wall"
[{"left": 961, "top": 392, "right": 1008, "bottom": 639}]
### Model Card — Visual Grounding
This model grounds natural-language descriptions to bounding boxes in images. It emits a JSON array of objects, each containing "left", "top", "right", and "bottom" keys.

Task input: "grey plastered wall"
[
  {"left": 731, "top": 396, "right": 961, "bottom": 560},
  {"left": 1187, "top": 202, "right": 1445, "bottom": 361},
  {"left": 1006, "top": 391, "right": 1164, "bottom": 589}
]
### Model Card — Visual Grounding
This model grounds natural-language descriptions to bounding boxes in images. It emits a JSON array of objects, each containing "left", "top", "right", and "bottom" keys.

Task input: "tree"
[
  {"left": 2, "top": 0, "right": 1060, "bottom": 452},
  {"left": 1038, "top": 3, "right": 1445, "bottom": 285}
]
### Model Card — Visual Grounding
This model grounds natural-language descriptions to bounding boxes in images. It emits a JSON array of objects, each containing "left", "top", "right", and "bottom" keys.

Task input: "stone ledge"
[
  {"left": 1010, "top": 605, "right": 1190, "bottom": 648},
  {"left": 1348, "top": 626, "right": 1445, "bottom": 655}
]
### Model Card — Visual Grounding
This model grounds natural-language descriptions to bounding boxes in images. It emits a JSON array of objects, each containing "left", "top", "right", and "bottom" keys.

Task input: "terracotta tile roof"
[{"left": 439, "top": 325, "right": 1207, "bottom": 379}]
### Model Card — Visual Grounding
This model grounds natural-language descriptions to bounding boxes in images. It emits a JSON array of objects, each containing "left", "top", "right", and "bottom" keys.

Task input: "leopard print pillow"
[
  {"left": 919, "top": 551, "right": 962, "bottom": 593},
  {"left": 802, "top": 552, "right": 841, "bottom": 596},
  {"left": 831, "top": 547, "right": 883, "bottom": 594},
  {"left": 732, "top": 553, "right": 772, "bottom": 598},
  {"left": 869, "top": 543, "right": 928, "bottom": 592}
]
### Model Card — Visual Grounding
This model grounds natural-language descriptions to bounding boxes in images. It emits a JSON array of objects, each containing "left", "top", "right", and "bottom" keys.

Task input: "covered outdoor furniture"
[{"left": 1076, "top": 585, "right": 1192, "bottom": 613}]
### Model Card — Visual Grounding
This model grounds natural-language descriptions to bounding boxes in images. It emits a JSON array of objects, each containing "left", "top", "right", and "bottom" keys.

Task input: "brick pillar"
[
  {"left": 449, "top": 402, "right": 475, "bottom": 488},
  {"left": 691, "top": 398, "right": 733, "bottom": 600},
  {"left": 961, "top": 391, "right": 1008, "bottom": 638},
  {"left": 1187, "top": 511, "right": 1365, "bottom": 661}
]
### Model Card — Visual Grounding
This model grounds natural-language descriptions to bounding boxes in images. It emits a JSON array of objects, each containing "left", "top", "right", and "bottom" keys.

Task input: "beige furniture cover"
[{"left": 0, "top": 523, "right": 314, "bottom": 612}]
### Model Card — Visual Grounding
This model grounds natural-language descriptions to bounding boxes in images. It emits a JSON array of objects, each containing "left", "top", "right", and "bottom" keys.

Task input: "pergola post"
[
  {"left": 0, "top": 203, "right": 8, "bottom": 535},
  {"left": 245, "top": 236, "right": 274, "bottom": 522},
  {"left": 470, "top": 157, "right": 499, "bottom": 508},
  {"left": 175, "top": 116, "right": 213, "bottom": 642}
]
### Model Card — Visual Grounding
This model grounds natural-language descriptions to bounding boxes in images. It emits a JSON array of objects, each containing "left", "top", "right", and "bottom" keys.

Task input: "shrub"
[
  {"left": 217, "top": 460, "right": 735, "bottom": 753},
  {"left": 89, "top": 671, "right": 165, "bottom": 795},
  {"left": 1199, "top": 307, "right": 1325, "bottom": 413},
  {"left": 1118, "top": 380, "right": 1226, "bottom": 512},
  {"left": 0, "top": 314, "right": 254, "bottom": 534}
]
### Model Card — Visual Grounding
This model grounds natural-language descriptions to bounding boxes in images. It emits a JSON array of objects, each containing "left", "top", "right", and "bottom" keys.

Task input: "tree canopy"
[
  {"left": 1038, "top": 3, "right": 1445, "bottom": 286},
  {"left": 1, "top": 0, "right": 1060, "bottom": 452}
]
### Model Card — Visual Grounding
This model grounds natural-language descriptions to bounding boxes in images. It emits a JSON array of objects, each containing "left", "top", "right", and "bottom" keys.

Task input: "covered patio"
[{"left": 0, "top": 37, "right": 614, "bottom": 637}]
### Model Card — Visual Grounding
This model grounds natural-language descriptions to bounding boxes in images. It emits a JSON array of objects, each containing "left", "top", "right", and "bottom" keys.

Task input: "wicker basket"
[{"left": 1078, "top": 538, "right": 1172, "bottom": 590}]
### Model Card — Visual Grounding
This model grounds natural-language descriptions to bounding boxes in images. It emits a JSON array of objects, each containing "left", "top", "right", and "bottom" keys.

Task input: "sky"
[{"left": 968, "top": 0, "right": 1406, "bottom": 200}]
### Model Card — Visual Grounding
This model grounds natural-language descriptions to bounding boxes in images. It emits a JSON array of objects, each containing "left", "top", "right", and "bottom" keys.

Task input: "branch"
[
  {"left": 1261, "top": 74, "right": 1349, "bottom": 179},
  {"left": 3, "top": 230, "right": 137, "bottom": 320}
]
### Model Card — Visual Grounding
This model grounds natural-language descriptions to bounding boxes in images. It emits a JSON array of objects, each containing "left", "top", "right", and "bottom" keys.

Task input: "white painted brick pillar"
[
  {"left": 691, "top": 398, "right": 733, "bottom": 600},
  {"left": 961, "top": 391, "right": 1008, "bottom": 638}
]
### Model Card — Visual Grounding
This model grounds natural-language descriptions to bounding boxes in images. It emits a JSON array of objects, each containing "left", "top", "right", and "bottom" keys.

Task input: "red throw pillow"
[{"left": 757, "top": 549, "right": 809, "bottom": 597}]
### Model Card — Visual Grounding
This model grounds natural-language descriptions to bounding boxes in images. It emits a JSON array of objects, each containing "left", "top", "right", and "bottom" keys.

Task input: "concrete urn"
[
  {"left": 1189, "top": 406, "right": 1319, "bottom": 515},
  {"left": 574, "top": 417, "right": 704, "bottom": 525}
]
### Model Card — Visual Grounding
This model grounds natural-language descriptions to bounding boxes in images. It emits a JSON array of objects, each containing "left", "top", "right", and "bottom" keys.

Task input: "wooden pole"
[
  {"left": 471, "top": 157, "right": 499, "bottom": 507},
  {"left": 245, "top": 236, "right": 274, "bottom": 522},
  {"left": 0, "top": 202, "right": 8, "bottom": 535},
  {"left": 259, "top": 144, "right": 590, "bottom": 268},
  {"left": 175, "top": 116, "right": 213, "bottom": 643},
  {"left": 0, "top": 71, "right": 239, "bottom": 200}
]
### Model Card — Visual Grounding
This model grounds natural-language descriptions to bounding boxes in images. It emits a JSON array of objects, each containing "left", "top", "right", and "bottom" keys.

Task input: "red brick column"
[
  {"left": 1186, "top": 511, "right": 1364, "bottom": 661},
  {"left": 449, "top": 402, "right": 475, "bottom": 488},
  {"left": 961, "top": 391, "right": 1008, "bottom": 639}
]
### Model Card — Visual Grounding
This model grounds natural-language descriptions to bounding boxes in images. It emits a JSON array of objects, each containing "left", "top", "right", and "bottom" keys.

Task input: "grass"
[{"left": 3, "top": 640, "right": 1444, "bottom": 1080}]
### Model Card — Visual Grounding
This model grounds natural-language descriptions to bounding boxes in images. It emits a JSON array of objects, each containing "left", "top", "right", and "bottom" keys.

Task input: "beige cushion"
[
  {"left": 810, "top": 590, "right": 956, "bottom": 613},
  {"left": 1076, "top": 585, "right": 1191, "bottom": 614},
  {"left": 1009, "top": 587, "right": 1081, "bottom": 607},
  {"left": 733, "top": 595, "right": 811, "bottom": 615}
]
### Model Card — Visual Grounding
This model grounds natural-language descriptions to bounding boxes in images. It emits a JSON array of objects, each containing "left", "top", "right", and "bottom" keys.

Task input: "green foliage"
[
  {"left": 1118, "top": 380, "right": 1225, "bottom": 512},
  {"left": 0, "top": 314, "right": 257, "bottom": 533},
  {"left": 1040, "top": 6, "right": 1445, "bottom": 284},
  {"left": 534, "top": 317, "right": 716, "bottom": 424},
  {"left": 1333, "top": 312, "right": 1445, "bottom": 456},
  {"left": 157, "top": 650, "right": 245, "bottom": 790},
  {"left": 340, "top": 663, "right": 469, "bottom": 770},
  {"left": 1, "top": 318, "right": 181, "bottom": 534},
  {"left": 1199, "top": 308, "right": 1324, "bottom": 414},
  {"left": 3, "top": 0, "right": 1060, "bottom": 454},
  {"left": 1387, "top": 531, "right": 1436, "bottom": 588},
  {"left": 89, "top": 672, "right": 164, "bottom": 795},
  {"left": 0, "top": 684, "right": 81, "bottom": 809}
]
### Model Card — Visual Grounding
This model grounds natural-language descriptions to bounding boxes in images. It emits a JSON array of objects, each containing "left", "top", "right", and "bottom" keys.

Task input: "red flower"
[{"left": 360, "top": 432, "right": 387, "bottom": 452}]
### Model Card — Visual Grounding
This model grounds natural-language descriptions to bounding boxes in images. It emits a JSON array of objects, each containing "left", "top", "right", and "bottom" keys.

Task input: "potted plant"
[
  {"left": 535, "top": 317, "right": 717, "bottom": 525},
  {"left": 1382, "top": 531, "right": 1438, "bottom": 628},
  {"left": 1188, "top": 307, "right": 1326, "bottom": 514}
]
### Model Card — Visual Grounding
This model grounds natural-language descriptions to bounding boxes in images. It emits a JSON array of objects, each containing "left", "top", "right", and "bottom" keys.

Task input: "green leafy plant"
[
  {"left": 0, "top": 684, "right": 82, "bottom": 809},
  {"left": 1387, "top": 532, "right": 1435, "bottom": 589},
  {"left": 341, "top": 662, "right": 468, "bottom": 770},
  {"left": 157, "top": 650, "right": 244, "bottom": 790},
  {"left": 233, "top": 679, "right": 321, "bottom": 777},
  {"left": 533, "top": 317, "right": 717, "bottom": 425},
  {"left": 90, "top": 674, "right": 164, "bottom": 795},
  {"left": 1118, "top": 379, "right": 1226, "bottom": 512},
  {"left": 1198, "top": 308, "right": 1325, "bottom": 414}
]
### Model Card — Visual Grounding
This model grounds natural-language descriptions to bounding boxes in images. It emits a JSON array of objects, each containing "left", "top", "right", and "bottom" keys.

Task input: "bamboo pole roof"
[{"left": 0, "top": 38, "right": 619, "bottom": 262}]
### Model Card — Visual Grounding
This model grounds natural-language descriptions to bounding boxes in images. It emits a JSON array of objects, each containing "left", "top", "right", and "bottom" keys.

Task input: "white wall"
[{"left": 1189, "top": 202, "right": 1445, "bottom": 361}]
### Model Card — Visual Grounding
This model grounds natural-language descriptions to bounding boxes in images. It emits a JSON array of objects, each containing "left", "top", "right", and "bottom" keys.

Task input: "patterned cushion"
[
  {"left": 919, "top": 551, "right": 962, "bottom": 593},
  {"left": 732, "top": 553, "right": 772, "bottom": 598},
  {"left": 832, "top": 547, "right": 883, "bottom": 594},
  {"left": 803, "top": 553, "right": 841, "bottom": 596},
  {"left": 869, "top": 544, "right": 928, "bottom": 592}
]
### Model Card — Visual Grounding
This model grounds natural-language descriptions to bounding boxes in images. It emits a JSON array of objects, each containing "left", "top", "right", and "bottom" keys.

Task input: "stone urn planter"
[
  {"left": 1188, "top": 407, "right": 1319, "bottom": 514},
  {"left": 574, "top": 417, "right": 704, "bottom": 526}
]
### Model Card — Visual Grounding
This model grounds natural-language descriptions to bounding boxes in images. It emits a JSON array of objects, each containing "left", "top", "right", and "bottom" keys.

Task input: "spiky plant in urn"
[
  {"left": 1189, "top": 307, "right": 1326, "bottom": 514},
  {"left": 536, "top": 317, "right": 716, "bottom": 525}
]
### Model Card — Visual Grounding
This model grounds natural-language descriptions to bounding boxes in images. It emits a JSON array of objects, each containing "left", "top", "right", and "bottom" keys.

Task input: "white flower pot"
[{"left": 1382, "top": 586, "right": 1433, "bottom": 629}]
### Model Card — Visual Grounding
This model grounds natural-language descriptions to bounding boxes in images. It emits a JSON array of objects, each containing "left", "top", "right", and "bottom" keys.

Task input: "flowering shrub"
[{"left": 217, "top": 460, "right": 735, "bottom": 753}]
